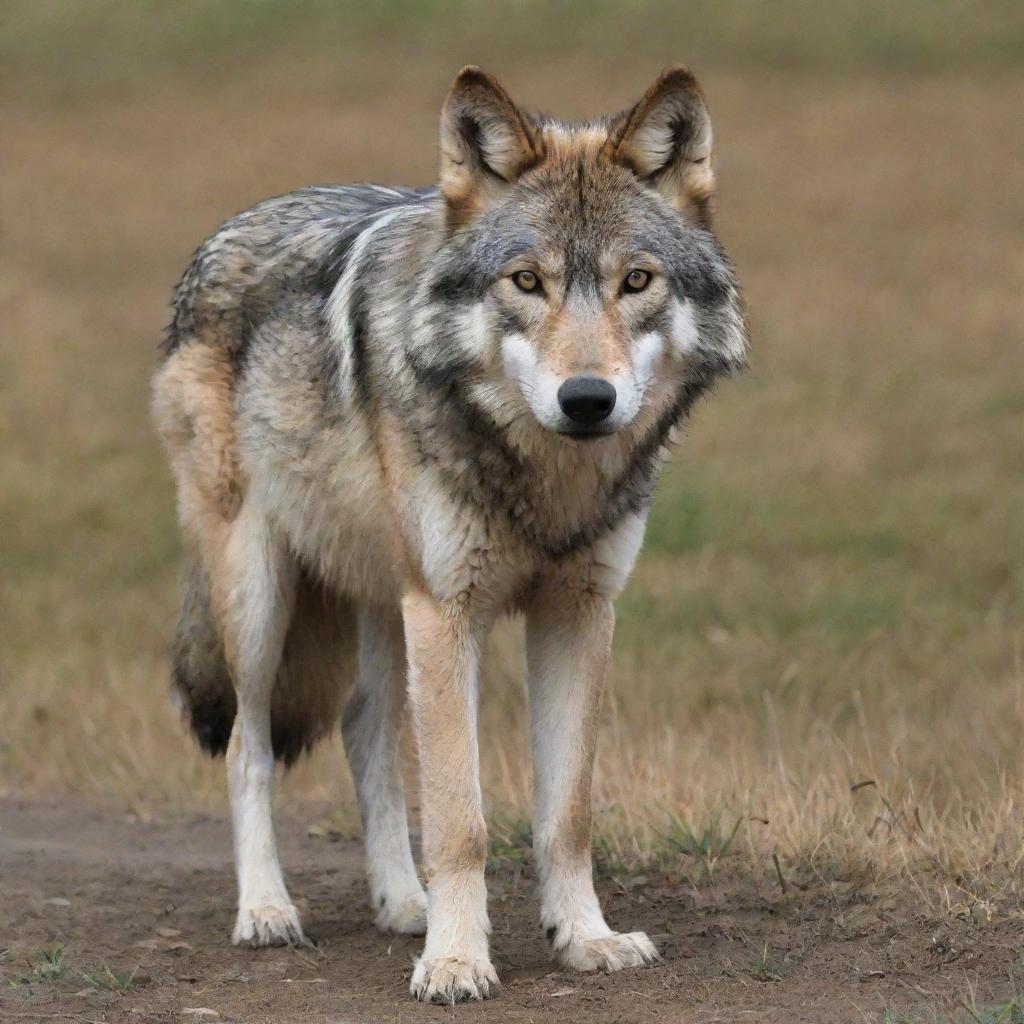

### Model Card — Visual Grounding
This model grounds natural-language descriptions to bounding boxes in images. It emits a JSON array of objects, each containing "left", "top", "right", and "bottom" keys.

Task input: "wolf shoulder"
[{"left": 163, "top": 184, "right": 439, "bottom": 358}]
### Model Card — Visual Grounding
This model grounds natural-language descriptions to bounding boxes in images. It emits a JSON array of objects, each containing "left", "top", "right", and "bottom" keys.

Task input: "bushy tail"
[
  {"left": 270, "top": 570, "right": 357, "bottom": 764},
  {"left": 171, "top": 555, "right": 356, "bottom": 765},
  {"left": 172, "top": 554, "right": 235, "bottom": 756}
]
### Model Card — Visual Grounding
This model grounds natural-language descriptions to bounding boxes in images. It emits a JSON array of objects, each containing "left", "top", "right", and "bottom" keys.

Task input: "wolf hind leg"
[
  {"left": 216, "top": 502, "right": 305, "bottom": 947},
  {"left": 342, "top": 603, "right": 427, "bottom": 935}
]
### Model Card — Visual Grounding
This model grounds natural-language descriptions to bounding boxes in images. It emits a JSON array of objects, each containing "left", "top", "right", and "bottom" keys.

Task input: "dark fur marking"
[
  {"left": 313, "top": 315, "right": 343, "bottom": 411},
  {"left": 403, "top": 350, "right": 522, "bottom": 483},
  {"left": 397, "top": 334, "right": 532, "bottom": 531},
  {"left": 346, "top": 283, "right": 373, "bottom": 408},
  {"left": 341, "top": 686, "right": 367, "bottom": 735},
  {"left": 312, "top": 230, "right": 361, "bottom": 303},
  {"left": 635, "top": 307, "right": 672, "bottom": 338},
  {"left": 405, "top": 347, "right": 476, "bottom": 395},
  {"left": 563, "top": 244, "right": 601, "bottom": 297},
  {"left": 495, "top": 305, "right": 528, "bottom": 337},
  {"left": 232, "top": 292, "right": 265, "bottom": 378},
  {"left": 430, "top": 228, "right": 536, "bottom": 305},
  {"left": 662, "top": 233, "right": 731, "bottom": 307}
]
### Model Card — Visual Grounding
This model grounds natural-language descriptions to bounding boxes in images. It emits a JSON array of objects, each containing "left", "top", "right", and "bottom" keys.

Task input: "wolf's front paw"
[
  {"left": 375, "top": 889, "right": 428, "bottom": 935},
  {"left": 410, "top": 955, "right": 500, "bottom": 1003},
  {"left": 232, "top": 900, "right": 306, "bottom": 947},
  {"left": 558, "top": 931, "right": 661, "bottom": 973}
]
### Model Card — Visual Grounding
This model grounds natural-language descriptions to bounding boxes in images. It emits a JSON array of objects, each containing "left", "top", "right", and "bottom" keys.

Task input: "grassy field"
[{"left": 3, "top": 0, "right": 1023, "bottom": 995}]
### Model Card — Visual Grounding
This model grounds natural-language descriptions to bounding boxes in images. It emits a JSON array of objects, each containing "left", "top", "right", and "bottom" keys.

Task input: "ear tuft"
[
  {"left": 609, "top": 66, "right": 715, "bottom": 225},
  {"left": 439, "top": 66, "right": 543, "bottom": 223}
]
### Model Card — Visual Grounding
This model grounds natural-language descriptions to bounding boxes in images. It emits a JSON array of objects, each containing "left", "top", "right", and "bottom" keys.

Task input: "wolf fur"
[{"left": 152, "top": 65, "right": 747, "bottom": 1002}]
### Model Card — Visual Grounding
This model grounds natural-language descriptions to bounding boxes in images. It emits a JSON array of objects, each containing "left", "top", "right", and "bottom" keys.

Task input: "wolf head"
[{"left": 423, "top": 66, "right": 747, "bottom": 445}]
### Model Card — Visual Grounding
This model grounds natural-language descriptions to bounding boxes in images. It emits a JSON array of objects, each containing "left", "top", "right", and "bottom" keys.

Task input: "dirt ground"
[{"left": 2, "top": 799, "right": 1021, "bottom": 1024}]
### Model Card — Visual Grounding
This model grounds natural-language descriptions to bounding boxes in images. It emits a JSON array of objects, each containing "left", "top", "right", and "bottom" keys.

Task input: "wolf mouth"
[{"left": 559, "top": 428, "right": 616, "bottom": 441}]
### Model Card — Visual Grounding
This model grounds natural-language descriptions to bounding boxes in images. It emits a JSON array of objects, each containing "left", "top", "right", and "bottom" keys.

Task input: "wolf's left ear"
[
  {"left": 609, "top": 66, "right": 715, "bottom": 225},
  {"left": 439, "top": 66, "right": 544, "bottom": 223}
]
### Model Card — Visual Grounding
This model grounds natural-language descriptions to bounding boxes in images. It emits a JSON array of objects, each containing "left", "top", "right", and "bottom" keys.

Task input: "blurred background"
[{"left": 3, "top": 0, "right": 1023, "bottom": 882}]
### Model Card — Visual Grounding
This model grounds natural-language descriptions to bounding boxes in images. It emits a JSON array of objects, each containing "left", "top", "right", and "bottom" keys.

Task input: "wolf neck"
[{"left": 402, "top": 390, "right": 665, "bottom": 559}]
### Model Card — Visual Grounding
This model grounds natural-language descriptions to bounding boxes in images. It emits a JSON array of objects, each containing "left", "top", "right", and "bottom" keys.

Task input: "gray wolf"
[{"left": 152, "top": 65, "right": 747, "bottom": 1003}]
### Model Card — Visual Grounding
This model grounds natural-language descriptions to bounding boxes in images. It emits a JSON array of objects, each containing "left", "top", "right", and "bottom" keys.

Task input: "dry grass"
[{"left": 2, "top": 5, "right": 1023, "bottom": 915}]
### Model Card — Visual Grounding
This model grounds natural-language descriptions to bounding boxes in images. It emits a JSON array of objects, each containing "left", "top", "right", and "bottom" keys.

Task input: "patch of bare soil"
[{"left": 1, "top": 799, "right": 1020, "bottom": 1023}]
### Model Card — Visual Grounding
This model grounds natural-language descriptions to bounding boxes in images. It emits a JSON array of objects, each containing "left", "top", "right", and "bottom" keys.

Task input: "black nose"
[{"left": 557, "top": 376, "right": 617, "bottom": 425}]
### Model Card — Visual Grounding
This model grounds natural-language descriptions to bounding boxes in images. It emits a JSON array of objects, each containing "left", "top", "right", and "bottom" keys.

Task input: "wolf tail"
[{"left": 171, "top": 554, "right": 356, "bottom": 766}]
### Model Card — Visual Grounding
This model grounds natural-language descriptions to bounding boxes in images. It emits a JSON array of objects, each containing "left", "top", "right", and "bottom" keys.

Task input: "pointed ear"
[
  {"left": 608, "top": 66, "right": 715, "bottom": 225},
  {"left": 439, "top": 66, "right": 544, "bottom": 223}
]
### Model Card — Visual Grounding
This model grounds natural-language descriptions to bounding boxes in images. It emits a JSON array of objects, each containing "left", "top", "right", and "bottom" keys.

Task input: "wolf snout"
[{"left": 557, "top": 376, "right": 617, "bottom": 426}]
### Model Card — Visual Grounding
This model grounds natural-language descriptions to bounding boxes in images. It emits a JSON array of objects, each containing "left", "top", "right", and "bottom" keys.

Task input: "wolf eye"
[
  {"left": 512, "top": 270, "right": 541, "bottom": 293},
  {"left": 623, "top": 269, "right": 652, "bottom": 294}
]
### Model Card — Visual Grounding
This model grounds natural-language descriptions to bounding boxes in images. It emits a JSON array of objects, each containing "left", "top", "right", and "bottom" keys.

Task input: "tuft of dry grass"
[{"left": 2, "top": 7, "right": 1023, "bottom": 915}]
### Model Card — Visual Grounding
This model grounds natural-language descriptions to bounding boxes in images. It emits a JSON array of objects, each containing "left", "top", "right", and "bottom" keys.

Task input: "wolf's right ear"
[{"left": 439, "top": 66, "right": 544, "bottom": 224}]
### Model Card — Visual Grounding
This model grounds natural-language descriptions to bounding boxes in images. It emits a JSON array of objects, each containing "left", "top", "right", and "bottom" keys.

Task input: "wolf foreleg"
[
  {"left": 526, "top": 586, "right": 661, "bottom": 973},
  {"left": 402, "top": 589, "right": 499, "bottom": 1002}
]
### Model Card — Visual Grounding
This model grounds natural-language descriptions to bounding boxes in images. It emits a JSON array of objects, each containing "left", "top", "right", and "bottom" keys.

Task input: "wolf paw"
[
  {"left": 410, "top": 955, "right": 500, "bottom": 1003},
  {"left": 374, "top": 889, "right": 428, "bottom": 935},
  {"left": 232, "top": 901, "right": 306, "bottom": 947},
  {"left": 558, "top": 931, "right": 662, "bottom": 973}
]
